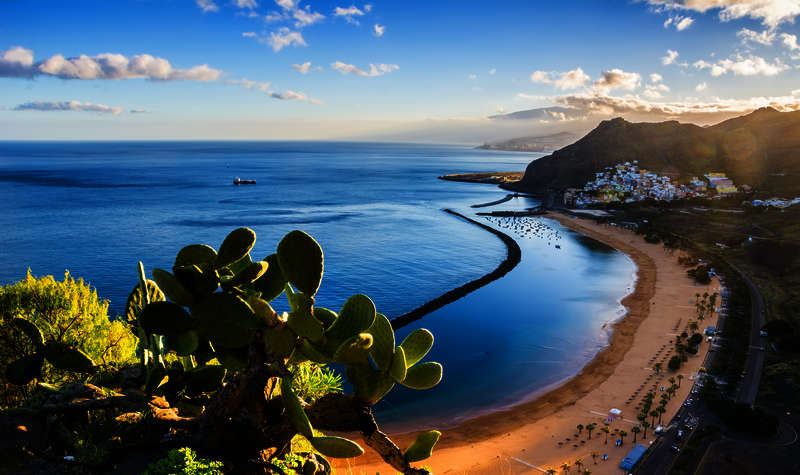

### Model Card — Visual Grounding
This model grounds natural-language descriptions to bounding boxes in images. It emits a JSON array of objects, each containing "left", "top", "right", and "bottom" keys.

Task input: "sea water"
[{"left": 0, "top": 141, "right": 634, "bottom": 429}]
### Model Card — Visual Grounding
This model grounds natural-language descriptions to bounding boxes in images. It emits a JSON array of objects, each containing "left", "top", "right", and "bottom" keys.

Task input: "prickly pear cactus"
[{"left": 129, "top": 227, "right": 443, "bottom": 472}]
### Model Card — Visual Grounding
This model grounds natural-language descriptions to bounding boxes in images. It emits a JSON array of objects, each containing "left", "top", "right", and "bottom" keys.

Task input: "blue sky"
[{"left": 1, "top": 0, "right": 799, "bottom": 140}]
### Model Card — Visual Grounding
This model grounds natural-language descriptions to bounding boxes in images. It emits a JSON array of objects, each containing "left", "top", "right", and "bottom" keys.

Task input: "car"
[
  {"left": 671, "top": 445, "right": 681, "bottom": 453},
  {"left": 654, "top": 425, "right": 665, "bottom": 435},
  {"left": 699, "top": 367, "right": 707, "bottom": 373},
  {"left": 676, "top": 430, "right": 684, "bottom": 440},
  {"left": 760, "top": 330, "right": 769, "bottom": 337}
]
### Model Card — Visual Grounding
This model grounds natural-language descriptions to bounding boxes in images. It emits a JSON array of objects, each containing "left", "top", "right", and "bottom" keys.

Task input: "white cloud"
[
  {"left": 0, "top": 47, "right": 223, "bottom": 81},
  {"left": 292, "top": 61, "right": 313, "bottom": 74},
  {"left": 130, "top": 109, "right": 150, "bottom": 114},
  {"left": 529, "top": 67, "right": 591, "bottom": 90},
  {"left": 265, "top": 11, "right": 288, "bottom": 21},
  {"left": 275, "top": 0, "right": 297, "bottom": 10},
  {"left": 13, "top": 100, "right": 122, "bottom": 115},
  {"left": 364, "top": 4, "right": 373, "bottom": 12},
  {"left": 373, "top": 24, "right": 385, "bottom": 37},
  {"left": 489, "top": 68, "right": 496, "bottom": 75},
  {"left": 267, "top": 28, "right": 307, "bottom": 51},
  {"left": 662, "top": 49, "right": 679, "bottom": 65},
  {"left": 737, "top": 27, "right": 775, "bottom": 45},
  {"left": 650, "top": 73, "right": 663, "bottom": 83},
  {"left": 195, "top": 0, "right": 219, "bottom": 12},
  {"left": 781, "top": 33, "right": 799, "bottom": 50},
  {"left": 663, "top": 15, "right": 693, "bottom": 30},
  {"left": 694, "top": 54, "right": 789, "bottom": 76},
  {"left": 228, "top": 77, "right": 272, "bottom": 92},
  {"left": 696, "top": 81, "right": 708, "bottom": 91},
  {"left": 593, "top": 69, "right": 642, "bottom": 91},
  {"left": 293, "top": 6, "right": 325, "bottom": 27},
  {"left": 242, "top": 31, "right": 257, "bottom": 37},
  {"left": 643, "top": 83, "right": 670, "bottom": 99},
  {"left": 468, "top": 74, "right": 477, "bottom": 79},
  {"left": 234, "top": 0, "right": 258, "bottom": 8},
  {"left": 647, "top": 0, "right": 800, "bottom": 28},
  {"left": 334, "top": 5, "right": 365, "bottom": 24},
  {"left": 331, "top": 61, "right": 398, "bottom": 76}
]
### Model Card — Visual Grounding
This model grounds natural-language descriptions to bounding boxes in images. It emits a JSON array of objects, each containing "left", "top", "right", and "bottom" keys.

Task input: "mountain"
[
  {"left": 507, "top": 108, "right": 800, "bottom": 196},
  {"left": 488, "top": 106, "right": 585, "bottom": 121},
  {"left": 477, "top": 131, "right": 578, "bottom": 152}
]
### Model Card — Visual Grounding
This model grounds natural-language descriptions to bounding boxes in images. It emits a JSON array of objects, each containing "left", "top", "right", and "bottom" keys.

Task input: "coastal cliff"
[{"left": 505, "top": 108, "right": 800, "bottom": 195}]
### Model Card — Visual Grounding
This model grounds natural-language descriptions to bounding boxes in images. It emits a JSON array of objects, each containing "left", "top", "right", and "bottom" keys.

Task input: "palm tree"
[
  {"left": 601, "top": 425, "right": 611, "bottom": 444},
  {"left": 619, "top": 429, "right": 627, "bottom": 445},
  {"left": 657, "top": 406, "right": 666, "bottom": 425},
  {"left": 590, "top": 451, "right": 599, "bottom": 465},
  {"left": 637, "top": 412, "right": 646, "bottom": 426},
  {"left": 653, "top": 362, "right": 663, "bottom": 374},
  {"left": 650, "top": 409, "right": 658, "bottom": 427},
  {"left": 642, "top": 420, "right": 650, "bottom": 438},
  {"left": 576, "top": 424, "right": 584, "bottom": 438},
  {"left": 583, "top": 470, "right": 591, "bottom": 475},
  {"left": 689, "top": 321, "right": 698, "bottom": 334},
  {"left": 677, "top": 374, "right": 684, "bottom": 388},
  {"left": 586, "top": 423, "right": 596, "bottom": 439},
  {"left": 631, "top": 426, "right": 641, "bottom": 443},
  {"left": 546, "top": 469, "right": 557, "bottom": 475},
  {"left": 667, "top": 386, "right": 676, "bottom": 400},
  {"left": 561, "top": 462, "right": 571, "bottom": 474},
  {"left": 669, "top": 376, "right": 676, "bottom": 386},
  {"left": 575, "top": 458, "right": 584, "bottom": 473}
]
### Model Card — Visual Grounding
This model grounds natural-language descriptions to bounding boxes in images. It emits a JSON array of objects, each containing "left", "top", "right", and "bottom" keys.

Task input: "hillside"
[
  {"left": 477, "top": 131, "right": 577, "bottom": 152},
  {"left": 507, "top": 108, "right": 800, "bottom": 196}
]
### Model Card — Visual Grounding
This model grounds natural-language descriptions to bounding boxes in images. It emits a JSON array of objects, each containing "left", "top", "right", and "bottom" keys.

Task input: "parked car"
[
  {"left": 671, "top": 445, "right": 681, "bottom": 453},
  {"left": 676, "top": 430, "right": 684, "bottom": 440}
]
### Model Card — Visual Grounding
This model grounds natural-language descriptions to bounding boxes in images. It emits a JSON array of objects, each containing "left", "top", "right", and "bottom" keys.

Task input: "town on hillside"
[{"left": 563, "top": 161, "right": 746, "bottom": 208}]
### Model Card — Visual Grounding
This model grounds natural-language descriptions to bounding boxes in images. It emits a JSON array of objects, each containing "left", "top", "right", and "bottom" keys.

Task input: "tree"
[
  {"left": 631, "top": 426, "right": 641, "bottom": 443},
  {"left": 677, "top": 374, "right": 684, "bottom": 388},
  {"left": 1, "top": 270, "right": 138, "bottom": 408},
  {"left": 653, "top": 362, "right": 663, "bottom": 374},
  {"left": 601, "top": 425, "right": 611, "bottom": 444},
  {"left": 669, "top": 376, "right": 676, "bottom": 386},
  {"left": 650, "top": 410, "right": 659, "bottom": 427},
  {"left": 668, "top": 355, "right": 682, "bottom": 371},
  {"left": 689, "top": 321, "right": 698, "bottom": 334},
  {"left": 658, "top": 406, "right": 666, "bottom": 425},
  {"left": 642, "top": 420, "right": 650, "bottom": 438},
  {"left": 561, "top": 462, "right": 571, "bottom": 474},
  {"left": 586, "top": 423, "right": 596, "bottom": 439},
  {"left": 574, "top": 458, "right": 584, "bottom": 473},
  {"left": 547, "top": 469, "right": 557, "bottom": 475},
  {"left": 619, "top": 429, "right": 627, "bottom": 445},
  {"left": 576, "top": 424, "right": 584, "bottom": 437},
  {"left": 590, "top": 451, "right": 599, "bottom": 464}
]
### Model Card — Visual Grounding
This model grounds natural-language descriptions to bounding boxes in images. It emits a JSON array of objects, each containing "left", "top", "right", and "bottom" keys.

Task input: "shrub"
[
  {"left": 668, "top": 355, "right": 682, "bottom": 371},
  {"left": 0, "top": 270, "right": 138, "bottom": 408},
  {"left": 144, "top": 447, "right": 224, "bottom": 475}
]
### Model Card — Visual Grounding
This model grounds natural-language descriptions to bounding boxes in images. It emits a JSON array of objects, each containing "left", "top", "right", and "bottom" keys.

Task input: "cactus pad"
[
  {"left": 152, "top": 268, "right": 195, "bottom": 307},
  {"left": 403, "top": 430, "right": 441, "bottom": 463},
  {"left": 332, "top": 333, "right": 373, "bottom": 364},
  {"left": 277, "top": 230, "right": 324, "bottom": 296},
  {"left": 367, "top": 313, "right": 394, "bottom": 371},
  {"left": 173, "top": 265, "right": 219, "bottom": 298},
  {"left": 400, "top": 362, "right": 442, "bottom": 390},
  {"left": 247, "top": 295, "right": 281, "bottom": 327},
  {"left": 400, "top": 329, "right": 434, "bottom": 367},
  {"left": 326, "top": 294, "right": 376, "bottom": 344},
  {"left": 195, "top": 293, "right": 260, "bottom": 349},
  {"left": 263, "top": 326, "right": 299, "bottom": 359},
  {"left": 138, "top": 301, "right": 195, "bottom": 336},
  {"left": 280, "top": 375, "right": 314, "bottom": 439},
  {"left": 11, "top": 318, "right": 44, "bottom": 349},
  {"left": 6, "top": 353, "right": 44, "bottom": 385},
  {"left": 215, "top": 227, "right": 257, "bottom": 269},
  {"left": 312, "top": 307, "right": 337, "bottom": 330},
  {"left": 124, "top": 279, "right": 165, "bottom": 326},
  {"left": 389, "top": 346, "right": 407, "bottom": 383},
  {"left": 215, "top": 346, "right": 248, "bottom": 371},
  {"left": 43, "top": 341, "right": 95, "bottom": 373},
  {"left": 252, "top": 253, "right": 287, "bottom": 302},
  {"left": 166, "top": 329, "right": 200, "bottom": 356},
  {"left": 310, "top": 436, "right": 364, "bottom": 459},
  {"left": 227, "top": 260, "right": 269, "bottom": 288},
  {"left": 346, "top": 364, "right": 395, "bottom": 405},
  {"left": 174, "top": 244, "right": 217, "bottom": 269}
]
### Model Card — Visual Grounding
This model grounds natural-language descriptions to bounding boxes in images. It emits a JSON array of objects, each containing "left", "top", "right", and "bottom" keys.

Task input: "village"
[{"left": 563, "top": 161, "right": 743, "bottom": 207}]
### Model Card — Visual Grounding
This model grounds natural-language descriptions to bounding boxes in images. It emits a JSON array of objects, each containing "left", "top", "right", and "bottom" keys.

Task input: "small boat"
[{"left": 233, "top": 177, "right": 256, "bottom": 185}]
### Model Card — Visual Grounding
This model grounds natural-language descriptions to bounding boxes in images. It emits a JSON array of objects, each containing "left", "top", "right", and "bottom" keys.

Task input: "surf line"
[{"left": 390, "top": 208, "right": 522, "bottom": 330}]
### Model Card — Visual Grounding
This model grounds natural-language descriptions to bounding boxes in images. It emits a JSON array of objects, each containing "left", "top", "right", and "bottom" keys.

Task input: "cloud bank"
[
  {"left": 13, "top": 100, "right": 123, "bottom": 115},
  {"left": 331, "top": 61, "right": 398, "bottom": 76}
]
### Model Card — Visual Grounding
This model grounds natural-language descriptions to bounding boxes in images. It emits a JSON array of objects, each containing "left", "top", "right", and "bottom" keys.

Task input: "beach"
[{"left": 340, "top": 211, "right": 721, "bottom": 474}]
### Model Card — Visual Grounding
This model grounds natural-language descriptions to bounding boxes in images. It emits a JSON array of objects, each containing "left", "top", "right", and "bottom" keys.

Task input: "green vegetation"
[
  {"left": 0, "top": 271, "right": 137, "bottom": 408},
  {"left": 0, "top": 228, "right": 443, "bottom": 475},
  {"left": 144, "top": 447, "right": 224, "bottom": 475}
]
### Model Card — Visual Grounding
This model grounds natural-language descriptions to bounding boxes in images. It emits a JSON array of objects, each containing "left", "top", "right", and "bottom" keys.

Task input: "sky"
[{"left": 1, "top": 0, "right": 800, "bottom": 141}]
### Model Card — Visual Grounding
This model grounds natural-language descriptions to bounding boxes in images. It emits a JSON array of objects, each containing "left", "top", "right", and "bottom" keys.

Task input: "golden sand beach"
[{"left": 339, "top": 212, "right": 720, "bottom": 474}]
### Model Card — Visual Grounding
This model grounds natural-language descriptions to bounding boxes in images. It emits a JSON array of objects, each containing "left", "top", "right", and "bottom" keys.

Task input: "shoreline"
[{"left": 342, "top": 211, "right": 719, "bottom": 474}]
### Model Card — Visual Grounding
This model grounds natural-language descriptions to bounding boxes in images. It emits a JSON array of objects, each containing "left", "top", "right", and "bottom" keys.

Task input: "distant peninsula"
[{"left": 477, "top": 131, "right": 577, "bottom": 152}]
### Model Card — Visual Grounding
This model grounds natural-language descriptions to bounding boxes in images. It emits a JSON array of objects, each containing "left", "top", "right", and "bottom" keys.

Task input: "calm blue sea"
[{"left": 0, "top": 141, "right": 634, "bottom": 430}]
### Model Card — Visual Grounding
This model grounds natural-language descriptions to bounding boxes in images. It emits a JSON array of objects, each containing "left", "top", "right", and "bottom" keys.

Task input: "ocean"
[{"left": 0, "top": 141, "right": 635, "bottom": 430}]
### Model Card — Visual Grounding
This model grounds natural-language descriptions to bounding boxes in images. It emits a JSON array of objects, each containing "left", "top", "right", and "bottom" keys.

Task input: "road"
[{"left": 729, "top": 264, "right": 766, "bottom": 406}]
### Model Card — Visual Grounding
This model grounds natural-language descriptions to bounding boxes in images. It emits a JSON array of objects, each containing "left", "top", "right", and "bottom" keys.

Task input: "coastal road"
[{"left": 729, "top": 264, "right": 766, "bottom": 406}]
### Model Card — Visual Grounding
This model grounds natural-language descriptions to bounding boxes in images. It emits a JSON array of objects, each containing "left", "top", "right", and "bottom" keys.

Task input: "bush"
[
  {"left": 144, "top": 447, "right": 224, "bottom": 475},
  {"left": 0, "top": 270, "right": 138, "bottom": 408},
  {"left": 668, "top": 355, "right": 682, "bottom": 371}
]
